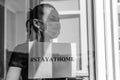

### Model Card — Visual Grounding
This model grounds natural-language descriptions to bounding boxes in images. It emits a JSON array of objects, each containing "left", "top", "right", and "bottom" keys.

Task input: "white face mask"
[
  {"left": 44, "top": 22, "right": 61, "bottom": 41},
  {"left": 39, "top": 8, "right": 61, "bottom": 41}
]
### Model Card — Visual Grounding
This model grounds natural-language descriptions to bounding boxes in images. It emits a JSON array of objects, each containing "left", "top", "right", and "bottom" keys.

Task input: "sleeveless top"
[{"left": 9, "top": 43, "right": 29, "bottom": 80}]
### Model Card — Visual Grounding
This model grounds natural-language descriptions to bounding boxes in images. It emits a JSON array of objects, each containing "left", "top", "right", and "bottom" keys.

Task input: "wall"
[
  {"left": 6, "top": 9, "right": 16, "bottom": 51},
  {"left": 15, "top": 11, "right": 26, "bottom": 45}
]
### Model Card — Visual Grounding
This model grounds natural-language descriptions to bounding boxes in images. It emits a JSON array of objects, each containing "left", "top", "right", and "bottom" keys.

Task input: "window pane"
[
  {"left": 41, "top": 0, "right": 80, "bottom": 11},
  {"left": 58, "top": 15, "right": 82, "bottom": 70}
]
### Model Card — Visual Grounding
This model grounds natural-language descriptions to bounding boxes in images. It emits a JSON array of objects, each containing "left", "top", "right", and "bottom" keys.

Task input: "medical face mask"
[{"left": 37, "top": 8, "right": 61, "bottom": 42}]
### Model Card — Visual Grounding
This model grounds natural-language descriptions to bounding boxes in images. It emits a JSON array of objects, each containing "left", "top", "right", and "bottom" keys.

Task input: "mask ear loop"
[
  {"left": 33, "top": 19, "right": 48, "bottom": 42},
  {"left": 36, "top": 22, "right": 45, "bottom": 42}
]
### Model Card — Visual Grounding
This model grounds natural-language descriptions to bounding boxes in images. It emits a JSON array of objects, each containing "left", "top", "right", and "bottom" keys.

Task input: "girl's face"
[
  {"left": 30, "top": 6, "right": 60, "bottom": 42},
  {"left": 29, "top": 7, "right": 52, "bottom": 41},
  {"left": 33, "top": 7, "right": 52, "bottom": 30}
]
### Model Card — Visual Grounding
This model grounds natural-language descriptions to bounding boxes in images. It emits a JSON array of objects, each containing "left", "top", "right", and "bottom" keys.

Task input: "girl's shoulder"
[{"left": 13, "top": 42, "right": 29, "bottom": 54}]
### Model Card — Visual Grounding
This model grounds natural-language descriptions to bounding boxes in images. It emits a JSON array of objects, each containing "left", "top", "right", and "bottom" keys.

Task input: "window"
[
  {"left": 4, "top": 0, "right": 95, "bottom": 80},
  {"left": 40, "top": 0, "right": 89, "bottom": 79}
]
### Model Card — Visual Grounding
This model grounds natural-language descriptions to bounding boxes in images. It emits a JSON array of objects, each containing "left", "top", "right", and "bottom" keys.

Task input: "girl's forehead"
[
  {"left": 42, "top": 7, "right": 53, "bottom": 22},
  {"left": 43, "top": 7, "right": 52, "bottom": 16}
]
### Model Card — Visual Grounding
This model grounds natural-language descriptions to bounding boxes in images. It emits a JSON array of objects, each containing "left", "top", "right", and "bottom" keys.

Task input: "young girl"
[{"left": 6, "top": 4, "right": 60, "bottom": 80}]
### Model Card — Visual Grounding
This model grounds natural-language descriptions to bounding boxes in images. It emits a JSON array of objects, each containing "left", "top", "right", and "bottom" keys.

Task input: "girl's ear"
[{"left": 33, "top": 19, "right": 40, "bottom": 28}]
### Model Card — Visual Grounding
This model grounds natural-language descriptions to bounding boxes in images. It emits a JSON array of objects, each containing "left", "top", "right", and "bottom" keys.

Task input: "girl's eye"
[{"left": 48, "top": 15, "right": 59, "bottom": 22}]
